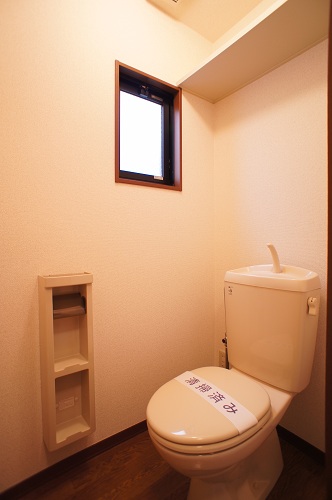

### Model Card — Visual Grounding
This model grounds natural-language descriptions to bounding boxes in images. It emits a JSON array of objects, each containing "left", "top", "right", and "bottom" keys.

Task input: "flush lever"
[{"left": 308, "top": 297, "right": 318, "bottom": 316}]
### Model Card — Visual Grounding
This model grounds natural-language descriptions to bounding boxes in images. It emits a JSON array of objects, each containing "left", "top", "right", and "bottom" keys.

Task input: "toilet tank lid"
[{"left": 225, "top": 265, "right": 320, "bottom": 292}]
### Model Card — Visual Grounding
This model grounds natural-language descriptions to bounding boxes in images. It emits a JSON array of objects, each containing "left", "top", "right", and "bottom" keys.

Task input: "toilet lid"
[{"left": 147, "top": 367, "right": 271, "bottom": 449}]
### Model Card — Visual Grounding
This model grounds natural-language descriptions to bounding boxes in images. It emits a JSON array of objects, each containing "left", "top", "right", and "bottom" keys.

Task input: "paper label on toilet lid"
[{"left": 175, "top": 371, "right": 258, "bottom": 434}]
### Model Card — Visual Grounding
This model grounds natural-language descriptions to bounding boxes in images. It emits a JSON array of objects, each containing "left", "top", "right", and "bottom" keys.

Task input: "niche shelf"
[
  {"left": 38, "top": 272, "right": 95, "bottom": 451},
  {"left": 178, "top": 0, "right": 329, "bottom": 103}
]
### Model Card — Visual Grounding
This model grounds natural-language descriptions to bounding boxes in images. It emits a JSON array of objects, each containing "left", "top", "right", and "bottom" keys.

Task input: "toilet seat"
[{"left": 147, "top": 366, "right": 271, "bottom": 455}]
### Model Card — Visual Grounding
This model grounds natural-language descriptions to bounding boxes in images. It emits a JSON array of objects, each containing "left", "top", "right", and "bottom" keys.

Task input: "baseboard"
[
  {"left": 1, "top": 420, "right": 147, "bottom": 499},
  {"left": 277, "top": 425, "right": 325, "bottom": 466}
]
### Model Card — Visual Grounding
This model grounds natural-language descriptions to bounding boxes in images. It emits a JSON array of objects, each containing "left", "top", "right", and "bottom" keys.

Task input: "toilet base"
[{"left": 187, "top": 429, "right": 283, "bottom": 500}]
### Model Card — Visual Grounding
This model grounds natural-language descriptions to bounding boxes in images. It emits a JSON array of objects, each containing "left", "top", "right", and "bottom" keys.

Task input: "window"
[{"left": 115, "top": 61, "right": 182, "bottom": 190}]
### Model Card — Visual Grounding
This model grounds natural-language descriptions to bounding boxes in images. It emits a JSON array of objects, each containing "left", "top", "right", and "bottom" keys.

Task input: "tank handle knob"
[
  {"left": 308, "top": 297, "right": 318, "bottom": 316},
  {"left": 267, "top": 243, "right": 282, "bottom": 273}
]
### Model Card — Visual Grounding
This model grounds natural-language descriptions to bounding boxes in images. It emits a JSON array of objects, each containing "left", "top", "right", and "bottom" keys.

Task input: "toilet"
[{"left": 146, "top": 246, "right": 321, "bottom": 500}]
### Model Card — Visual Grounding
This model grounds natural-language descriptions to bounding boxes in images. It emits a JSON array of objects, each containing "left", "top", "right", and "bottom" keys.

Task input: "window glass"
[{"left": 120, "top": 91, "right": 162, "bottom": 177}]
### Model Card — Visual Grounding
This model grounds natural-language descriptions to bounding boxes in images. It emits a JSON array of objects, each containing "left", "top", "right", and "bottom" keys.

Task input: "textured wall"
[
  {"left": 213, "top": 40, "right": 327, "bottom": 451},
  {"left": 0, "top": 0, "right": 214, "bottom": 491}
]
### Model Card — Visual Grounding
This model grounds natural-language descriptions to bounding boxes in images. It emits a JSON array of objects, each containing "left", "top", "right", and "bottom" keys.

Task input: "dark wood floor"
[{"left": 17, "top": 430, "right": 326, "bottom": 500}]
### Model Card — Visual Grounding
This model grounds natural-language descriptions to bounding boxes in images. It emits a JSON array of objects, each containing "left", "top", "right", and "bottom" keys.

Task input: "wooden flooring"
[{"left": 18, "top": 430, "right": 326, "bottom": 500}]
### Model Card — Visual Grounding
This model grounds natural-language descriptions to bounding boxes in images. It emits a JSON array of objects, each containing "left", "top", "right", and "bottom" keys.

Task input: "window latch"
[{"left": 140, "top": 85, "right": 149, "bottom": 98}]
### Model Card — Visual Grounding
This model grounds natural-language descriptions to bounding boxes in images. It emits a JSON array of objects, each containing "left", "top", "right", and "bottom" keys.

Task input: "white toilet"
[{"left": 146, "top": 247, "right": 320, "bottom": 500}]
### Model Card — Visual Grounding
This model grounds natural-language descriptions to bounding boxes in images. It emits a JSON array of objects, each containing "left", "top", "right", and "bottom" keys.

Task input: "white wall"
[
  {"left": 0, "top": 0, "right": 214, "bottom": 491},
  {"left": 213, "top": 40, "right": 327, "bottom": 451}
]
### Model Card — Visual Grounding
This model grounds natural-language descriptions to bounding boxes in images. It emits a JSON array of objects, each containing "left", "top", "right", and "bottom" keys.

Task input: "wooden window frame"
[{"left": 115, "top": 61, "right": 182, "bottom": 191}]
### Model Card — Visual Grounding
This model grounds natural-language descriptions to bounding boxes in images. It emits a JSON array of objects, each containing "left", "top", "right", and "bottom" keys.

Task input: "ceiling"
[{"left": 146, "top": 0, "right": 265, "bottom": 43}]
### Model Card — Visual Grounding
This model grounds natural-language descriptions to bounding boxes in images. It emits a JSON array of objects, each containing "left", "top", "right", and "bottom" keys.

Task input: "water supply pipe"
[{"left": 267, "top": 243, "right": 282, "bottom": 273}]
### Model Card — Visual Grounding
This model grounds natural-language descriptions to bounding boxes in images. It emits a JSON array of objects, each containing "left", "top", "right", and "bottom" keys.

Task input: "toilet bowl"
[
  {"left": 146, "top": 250, "right": 320, "bottom": 499},
  {"left": 147, "top": 366, "right": 293, "bottom": 499}
]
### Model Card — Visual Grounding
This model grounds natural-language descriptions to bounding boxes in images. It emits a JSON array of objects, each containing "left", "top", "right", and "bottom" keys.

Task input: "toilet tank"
[{"left": 224, "top": 265, "right": 321, "bottom": 393}]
